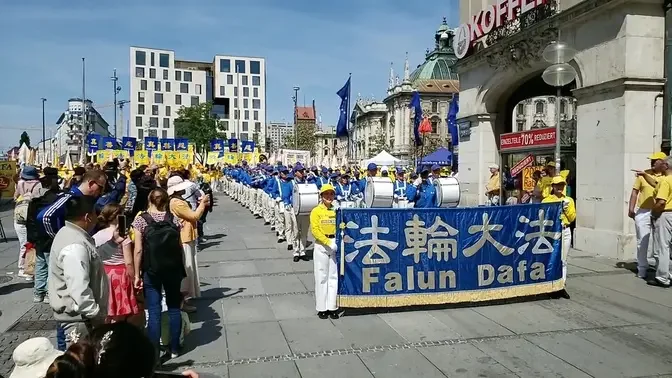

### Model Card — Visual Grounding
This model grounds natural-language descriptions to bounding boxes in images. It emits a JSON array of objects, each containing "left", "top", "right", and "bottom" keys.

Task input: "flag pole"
[{"left": 347, "top": 73, "right": 352, "bottom": 165}]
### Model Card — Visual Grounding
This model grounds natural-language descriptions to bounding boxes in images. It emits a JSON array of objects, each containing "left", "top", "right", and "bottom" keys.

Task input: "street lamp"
[
  {"left": 292, "top": 86, "right": 300, "bottom": 148},
  {"left": 541, "top": 40, "right": 577, "bottom": 172},
  {"left": 41, "top": 97, "right": 47, "bottom": 160}
]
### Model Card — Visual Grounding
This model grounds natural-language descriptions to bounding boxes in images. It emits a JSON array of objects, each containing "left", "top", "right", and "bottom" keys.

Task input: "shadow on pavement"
[
  {"left": 180, "top": 287, "right": 226, "bottom": 356},
  {"left": 0, "top": 281, "right": 33, "bottom": 295}
]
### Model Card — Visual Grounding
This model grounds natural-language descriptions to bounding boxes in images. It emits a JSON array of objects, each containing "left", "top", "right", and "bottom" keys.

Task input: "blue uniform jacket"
[
  {"left": 393, "top": 180, "right": 409, "bottom": 198},
  {"left": 413, "top": 181, "right": 437, "bottom": 208},
  {"left": 279, "top": 179, "right": 293, "bottom": 206},
  {"left": 335, "top": 183, "right": 353, "bottom": 201}
]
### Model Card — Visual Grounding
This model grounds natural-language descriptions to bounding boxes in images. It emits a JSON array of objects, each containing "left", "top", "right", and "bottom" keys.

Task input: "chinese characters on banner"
[
  {"left": 0, "top": 161, "right": 17, "bottom": 198},
  {"left": 336, "top": 204, "right": 565, "bottom": 307}
]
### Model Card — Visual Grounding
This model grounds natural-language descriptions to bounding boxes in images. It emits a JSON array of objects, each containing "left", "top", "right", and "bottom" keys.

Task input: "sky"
[{"left": 0, "top": 0, "right": 459, "bottom": 152}]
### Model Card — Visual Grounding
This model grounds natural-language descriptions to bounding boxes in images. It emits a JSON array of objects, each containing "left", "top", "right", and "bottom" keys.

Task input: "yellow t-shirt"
[
  {"left": 542, "top": 194, "right": 576, "bottom": 226},
  {"left": 633, "top": 170, "right": 662, "bottom": 209},
  {"left": 655, "top": 176, "right": 672, "bottom": 211},
  {"left": 310, "top": 203, "right": 336, "bottom": 246}
]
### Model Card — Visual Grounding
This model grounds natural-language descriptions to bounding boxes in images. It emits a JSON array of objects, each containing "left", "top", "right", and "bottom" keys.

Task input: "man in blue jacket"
[{"left": 412, "top": 168, "right": 437, "bottom": 208}]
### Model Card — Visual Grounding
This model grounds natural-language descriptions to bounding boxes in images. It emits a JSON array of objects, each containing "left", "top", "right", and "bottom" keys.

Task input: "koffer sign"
[{"left": 454, "top": 0, "right": 547, "bottom": 59}]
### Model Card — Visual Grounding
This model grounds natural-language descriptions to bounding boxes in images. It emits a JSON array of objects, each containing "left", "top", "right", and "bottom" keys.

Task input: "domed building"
[{"left": 350, "top": 18, "right": 460, "bottom": 162}]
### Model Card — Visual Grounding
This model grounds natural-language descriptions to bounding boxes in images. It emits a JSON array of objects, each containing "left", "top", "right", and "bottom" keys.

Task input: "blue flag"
[
  {"left": 102, "top": 137, "right": 117, "bottom": 150},
  {"left": 336, "top": 77, "right": 351, "bottom": 137},
  {"left": 241, "top": 140, "right": 255, "bottom": 153},
  {"left": 409, "top": 91, "right": 423, "bottom": 146},
  {"left": 448, "top": 94, "right": 459, "bottom": 146}
]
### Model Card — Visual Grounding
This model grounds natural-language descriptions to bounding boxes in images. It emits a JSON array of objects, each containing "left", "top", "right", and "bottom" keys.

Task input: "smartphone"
[{"left": 117, "top": 215, "right": 127, "bottom": 237}]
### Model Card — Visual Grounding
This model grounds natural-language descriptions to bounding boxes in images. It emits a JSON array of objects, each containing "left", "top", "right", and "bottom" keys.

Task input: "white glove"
[
  {"left": 393, "top": 194, "right": 399, "bottom": 199},
  {"left": 329, "top": 239, "right": 337, "bottom": 251},
  {"left": 413, "top": 178, "right": 422, "bottom": 186},
  {"left": 275, "top": 197, "right": 281, "bottom": 202}
]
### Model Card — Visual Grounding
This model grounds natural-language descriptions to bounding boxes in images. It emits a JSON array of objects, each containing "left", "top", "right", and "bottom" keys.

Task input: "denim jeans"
[
  {"left": 143, "top": 272, "right": 182, "bottom": 354},
  {"left": 56, "top": 325, "right": 66, "bottom": 351},
  {"left": 34, "top": 251, "right": 49, "bottom": 297}
]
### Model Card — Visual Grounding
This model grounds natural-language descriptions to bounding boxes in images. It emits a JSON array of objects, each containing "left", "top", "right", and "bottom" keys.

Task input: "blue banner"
[
  {"left": 144, "top": 137, "right": 159, "bottom": 151},
  {"left": 102, "top": 137, "right": 117, "bottom": 150},
  {"left": 160, "top": 138, "right": 175, "bottom": 151},
  {"left": 241, "top": 140, "right": 255, "bottom": 153},
  {"left": 336, "top": 203, "right": 565, "bottom": 308},
  {"left": 175, "top": 138, "right": 189, "bottom": 151},
  {"left": 86, "top": 133, "right": 101, "bottom": 153},
  {"left": 122, "top": 137, "right": 136, "bottom": 151},
  {"left": 211, "top": 139, "right": 224, "bottom": 152},
  {"left": 227, "top": 138, "right": 238, "bottom": 153}
]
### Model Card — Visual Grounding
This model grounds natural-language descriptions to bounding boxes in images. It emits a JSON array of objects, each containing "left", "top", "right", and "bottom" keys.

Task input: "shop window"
[{"left": 535, "top": 101, "right": 545, "bottom": 114}]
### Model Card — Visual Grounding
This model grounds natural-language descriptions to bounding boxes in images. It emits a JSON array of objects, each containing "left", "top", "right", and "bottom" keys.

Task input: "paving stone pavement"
[{"left": 1, "top": 196, "right": 672, "bottom": 377}]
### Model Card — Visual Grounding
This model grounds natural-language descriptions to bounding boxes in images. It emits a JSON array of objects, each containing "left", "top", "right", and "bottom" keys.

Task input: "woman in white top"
[{"left": 93, "top": 203, "right": 140, "bottom": 323}]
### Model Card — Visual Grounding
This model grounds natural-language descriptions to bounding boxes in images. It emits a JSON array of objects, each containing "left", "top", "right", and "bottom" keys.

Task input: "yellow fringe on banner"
[{"left": 337, "top": 279, "right": 565, "bottom": 308}]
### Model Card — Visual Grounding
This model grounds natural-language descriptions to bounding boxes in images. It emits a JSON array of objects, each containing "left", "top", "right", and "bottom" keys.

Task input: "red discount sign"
[
  {"left": 500, "top": 127, "right": 556, "bottom": 152},
  {"left": 510, "top": 154, "right": 534, "bottom": 177}
]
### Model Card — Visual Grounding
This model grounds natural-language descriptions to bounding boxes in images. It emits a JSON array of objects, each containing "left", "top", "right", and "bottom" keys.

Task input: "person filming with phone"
[{"left": 93, "top": 203, "right": 140, "bottom": 324}]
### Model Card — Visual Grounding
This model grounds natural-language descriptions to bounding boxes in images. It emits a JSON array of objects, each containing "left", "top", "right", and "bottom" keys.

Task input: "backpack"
[
  {"left": 14, "top": 182, "right": 43, "bottom": 224},
  {"left": 140, "top": 212, "right": 185, "bottom": 277}
]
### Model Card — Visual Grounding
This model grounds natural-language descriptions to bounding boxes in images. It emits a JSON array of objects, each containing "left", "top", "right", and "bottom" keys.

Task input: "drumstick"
[{"left": 339, "top": 224, "right": 345, "bottom": 276}]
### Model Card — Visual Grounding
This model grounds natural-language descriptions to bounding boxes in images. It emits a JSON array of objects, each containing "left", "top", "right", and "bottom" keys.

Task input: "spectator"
[
  {"left": 26, "top": 167, "right": 64, "bottom": 303},
  {"left": 167, "top": 176, "right": 210, "bottom": 309},
  {"left": 48, "top": 195, "right": 108, "bottom": 348},
  {"left": 132, "top": 188, "right": 184, "bottom": 361},
  {"left": 93, "top": 203, "right": 140, "bottom": 323},
  {"left": 64, "top": 167, "right": 86, "bottom": 192},
  {"left": 13, "top": 165, "right": 41, "bottom": 280},
  {"left": 9, "top": 337, "right": 62, "bottom": 378}
]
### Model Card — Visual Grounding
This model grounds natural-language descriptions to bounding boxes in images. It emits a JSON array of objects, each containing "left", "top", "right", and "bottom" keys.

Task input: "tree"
[
  {"left": 19, "top": 131, "right": 30, "bottom": 148},
  {"left": 369, "top": 126, "right": 391, "bottom": 156},
  {"left": 174, "top": 102, "right": 226, "bottom": 152},
  {"left": 410, "top": 133, "right": 446, "bottom": 161},
  {"left": 281, "top": 122, "right": 317, "bottom": 153}
]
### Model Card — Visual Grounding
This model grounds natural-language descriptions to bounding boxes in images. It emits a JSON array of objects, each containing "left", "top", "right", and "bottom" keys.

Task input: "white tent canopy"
[{"left": 362, "top": 150, "right": 402, "bottom": 167}]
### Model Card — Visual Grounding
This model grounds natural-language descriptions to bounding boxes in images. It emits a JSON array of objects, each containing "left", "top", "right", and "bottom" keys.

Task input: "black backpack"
[{"left": 140, "top": 212, "right": 185, "bottom": 278}]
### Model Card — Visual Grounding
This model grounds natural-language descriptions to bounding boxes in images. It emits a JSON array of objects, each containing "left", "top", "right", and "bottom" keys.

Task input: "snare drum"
[
  {"left": 393, "top": 198, "right": 411, "bottom": 208},
  {"left": 339, "top": 200, "right": 356, "bottom": 209},
  {"left": 292, "top": 183, "right": 320, "bottom": 215},
  {"left": 365, "top": 177, "right": 394, "bottom": 208},
  {"left": 433, "top": 177, "right": 461, "bottom": 208}
]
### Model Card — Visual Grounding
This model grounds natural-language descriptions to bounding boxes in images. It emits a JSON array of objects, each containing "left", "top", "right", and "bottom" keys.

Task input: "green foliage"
[
  {"left": 369, "top": 127, "right": 391, "bottom": 156},
  {"left": 19, "top": 131, "right": 30, "bottom": 148},
  {"left": 281, "top": 123, "right": 317, "bottom": 153},
  {"left": 174, "top": 102, "right": 226, "bottom": 152}
]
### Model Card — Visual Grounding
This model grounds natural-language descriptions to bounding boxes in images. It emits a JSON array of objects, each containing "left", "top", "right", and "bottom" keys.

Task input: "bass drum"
[
  {"left": 364, "top": 177, "right": 394, "bottom": 208},
  {"left": 433, "top": 177, "right": 461, "bottom": 208},
  {"left": 292, "top": 183, "right": 319, "bottom": 215}
]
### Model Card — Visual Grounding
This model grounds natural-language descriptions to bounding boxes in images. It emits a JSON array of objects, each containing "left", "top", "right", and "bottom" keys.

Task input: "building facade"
[
  {"left": 267, "top": 121, "right": 294, "bottom": 151},
  {"left": 129, "top": 47, "right": 267, "bottom": 149},
  {"left": 54, "top": 98, "right": 111, "bottom": 164},
  {"left": 454, "top": 0, "right": 665, "bottom": 259},
  {"left": 350, "top": 19, "right": 459, "bottom": 162},
  {"left": 313, "top": 128, "right": 348, "bottom": 166}
]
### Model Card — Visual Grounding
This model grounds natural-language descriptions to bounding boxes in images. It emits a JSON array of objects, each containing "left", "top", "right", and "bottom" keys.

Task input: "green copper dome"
[{"left": 409, "top": 19, "right": 459, "bottom": 83}]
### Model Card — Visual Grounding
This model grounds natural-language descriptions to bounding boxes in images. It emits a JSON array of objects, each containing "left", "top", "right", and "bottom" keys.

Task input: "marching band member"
[
  {"left": 270, "top": 167, "right": 290, "bottom": 243},
  {"left": 412, "top": 168, "right": 437, "bottom": 208},
  {"left": 431, "top": 164, "right": 442, "bottom": 179},
  {"left": 262, "top": 166, "right": 276, "bottom": 226},
  {"left": 315, "top": 167, "right": 330, "bottom": 189},
  {"left": 541, "top": 175, "right": 575, "bottom": 298},
  {"left": 287, "top": 164, "right": 311, "bottom": 261},
  {"left": 306, "top": 166, "right": 318, "bottom": 185},
  {"left": 335, "top": 173, "right": 354, "bottom": 206},
  {"left": 393, "top": 167, "right": 408, "bottom": 208},
  {"left": 310, "top": 184, "right": 339, "bottom": 319}
]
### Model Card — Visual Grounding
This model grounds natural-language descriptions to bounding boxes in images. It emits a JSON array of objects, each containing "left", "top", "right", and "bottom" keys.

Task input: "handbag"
[{"left": 23, "top": 243, "right": 36, "bottom": 276}]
